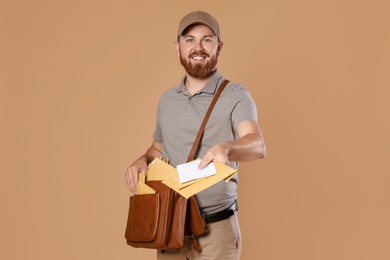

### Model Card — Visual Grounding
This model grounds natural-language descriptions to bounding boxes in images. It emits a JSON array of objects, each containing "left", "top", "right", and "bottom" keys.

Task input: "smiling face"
[{"left": 176, "top": 24, "right": 223, "bottom": 79}]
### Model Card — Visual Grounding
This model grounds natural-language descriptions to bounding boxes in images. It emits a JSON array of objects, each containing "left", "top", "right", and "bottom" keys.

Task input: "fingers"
[
  {"left": 125, "top": 160, "right": 149, "bottom": 195},
  {"left": 198, "top": 155, "right": 212, "bottom": 169},
  {"left": 130, "top": 168, "right": 138, "bottom": 194},
  {"left": 141, "top": 164, "right": 148, "bottom": 177},
  {"left": 198, "top": 144, "right": 229, "bottom": 169},
  {"left": 125, "top": 167, "right": 138, "bottom": 195},
  {"left": 125, "top": 169, "right": 132, "bottom": 191}
]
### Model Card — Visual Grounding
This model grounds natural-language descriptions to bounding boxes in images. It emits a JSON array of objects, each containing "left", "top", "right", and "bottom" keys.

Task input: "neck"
[{"left": 184, "top": 70, "right": 215, "bottom": 95}]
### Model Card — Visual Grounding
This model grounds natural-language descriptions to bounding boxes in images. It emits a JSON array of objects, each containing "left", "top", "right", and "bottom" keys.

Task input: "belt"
[{"left": 203, "top": 201, "right": 238, "bottom": 224}]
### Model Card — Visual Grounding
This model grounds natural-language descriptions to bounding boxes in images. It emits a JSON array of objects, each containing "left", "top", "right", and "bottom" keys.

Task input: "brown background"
[{"left": 1, "top": 0, "right": 389, "bottom": 259}]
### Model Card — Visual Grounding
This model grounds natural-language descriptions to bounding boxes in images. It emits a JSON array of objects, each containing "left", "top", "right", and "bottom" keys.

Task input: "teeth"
[{"left": 192, "top": 56, "right": 205, "bottom": 60}]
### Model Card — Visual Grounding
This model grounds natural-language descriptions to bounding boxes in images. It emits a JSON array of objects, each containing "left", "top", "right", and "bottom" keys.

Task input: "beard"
[{"left": 179, "top": 51, "right": 218, "bottom": 79}]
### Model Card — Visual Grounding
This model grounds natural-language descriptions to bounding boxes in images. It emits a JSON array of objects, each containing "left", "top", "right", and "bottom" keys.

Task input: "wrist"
[
  {"left": 220, "top": 142, "right": 231, "bottom": 157},
  {"left": 137, "top": 155, "right": 149, "bottom": 164}
]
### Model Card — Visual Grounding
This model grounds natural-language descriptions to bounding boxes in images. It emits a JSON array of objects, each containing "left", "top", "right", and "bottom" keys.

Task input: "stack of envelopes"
[{"left": 136, "top": 158, "right": 237, "bottom": 199}]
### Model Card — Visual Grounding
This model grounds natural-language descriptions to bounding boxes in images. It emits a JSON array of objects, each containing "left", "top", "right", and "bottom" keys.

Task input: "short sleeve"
[
  {"left": 153, "top": 100, "right": 163, "bottom": 143},
  {"left": 153, "top": 121, "right": 162, "bottom": 143},
  {"left": 230, "top": 84, "right": 258, "bottom": 130}
]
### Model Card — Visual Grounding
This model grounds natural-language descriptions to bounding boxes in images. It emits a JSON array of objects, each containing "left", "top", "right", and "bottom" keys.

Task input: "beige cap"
[{"left": 177, "top": 11, "right": 220, "bottom": 40}]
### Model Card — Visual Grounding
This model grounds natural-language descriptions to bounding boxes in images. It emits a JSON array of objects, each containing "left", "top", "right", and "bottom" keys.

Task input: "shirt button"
[{"left": 185, "top": 106, "right": 190, "bottom": 111}]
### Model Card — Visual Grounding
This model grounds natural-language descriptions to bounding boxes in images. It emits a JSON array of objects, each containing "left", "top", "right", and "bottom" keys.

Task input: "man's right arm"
[{"left": 125, "top": 141, "right": 163, "bottom": 194}]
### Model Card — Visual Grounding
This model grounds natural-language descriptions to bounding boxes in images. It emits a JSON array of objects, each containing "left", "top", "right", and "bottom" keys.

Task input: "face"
[{"left": 176, "top": 24, "right": 223, "bottom": 79}]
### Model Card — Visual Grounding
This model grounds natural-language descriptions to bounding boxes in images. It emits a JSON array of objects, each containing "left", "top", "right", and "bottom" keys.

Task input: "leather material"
[
  {"left": 186, "top": 80, "right": 230, "bottom": 162},
  {"left": 186, "top": 196, "right": 206, "bottom": 236},
  {"left": 204, "top": 200, "right": 237, "bottom": 224},
  {"left": 126, "top": 181, "right": 187, "bottom": 249},
  {"left": 125, "top": 193, "right": 160, "bottom": 242}
]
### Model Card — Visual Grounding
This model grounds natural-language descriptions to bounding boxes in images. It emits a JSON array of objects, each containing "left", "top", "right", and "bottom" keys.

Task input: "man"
[{"left": 125, "top": 11, "right": 266, "bottom": 259}]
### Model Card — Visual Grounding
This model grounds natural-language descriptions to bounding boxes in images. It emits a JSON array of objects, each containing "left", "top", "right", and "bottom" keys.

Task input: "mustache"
[{"left": 189, "top": 51, "right": 210, "bottom": 58}]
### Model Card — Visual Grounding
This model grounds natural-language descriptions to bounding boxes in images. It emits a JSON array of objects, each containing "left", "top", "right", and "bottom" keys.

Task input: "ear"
[
  {"left": 217, "top": 41, "right": 223, "bottom": 54},
  {"left": 175, "top": 41, "right": 180, "bottom": 57}
]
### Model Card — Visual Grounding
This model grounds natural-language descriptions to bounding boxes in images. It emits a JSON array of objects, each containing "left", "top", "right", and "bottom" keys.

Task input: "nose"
[{"left": 194, "top": 40, "right": 204, "bottom": 51}]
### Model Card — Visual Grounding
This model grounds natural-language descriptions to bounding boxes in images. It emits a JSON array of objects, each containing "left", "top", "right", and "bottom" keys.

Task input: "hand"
[
  {"left": 198, "top": 143, "right": 229, "bottom": 169},
  {"left": 125, "top": 157, "right": 148, "bottom": 195}
]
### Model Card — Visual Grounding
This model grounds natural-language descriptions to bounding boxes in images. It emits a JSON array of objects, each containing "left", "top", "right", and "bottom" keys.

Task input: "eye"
[
  {"left": 202, "top": 38, "right": 211, "bottom": 43},
  {"left": 185, "top": 38, "right": 194, "bottom": 43}
]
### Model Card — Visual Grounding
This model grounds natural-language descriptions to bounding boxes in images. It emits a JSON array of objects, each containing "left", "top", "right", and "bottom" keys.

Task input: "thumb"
[{"left": 198, "top": 157, "right": 211, "bottom": 170}]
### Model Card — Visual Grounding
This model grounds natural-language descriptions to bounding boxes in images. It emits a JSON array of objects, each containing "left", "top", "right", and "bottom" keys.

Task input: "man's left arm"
[{"left": 198, "top": 120, "right": 266, "bottom": 169}]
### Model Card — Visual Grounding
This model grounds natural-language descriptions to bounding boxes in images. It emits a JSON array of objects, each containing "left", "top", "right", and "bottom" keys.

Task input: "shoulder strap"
[{"left": 186, "top": 79, "right": 230, "bottom": 162}]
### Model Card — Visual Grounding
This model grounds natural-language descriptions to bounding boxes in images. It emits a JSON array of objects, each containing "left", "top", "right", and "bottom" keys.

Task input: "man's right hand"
[
  {"left": 125, "top": 141, "right": 163, "bottom": 195},
  {"left": 125, "top": 157, "right": 148, "bottom": 195}
]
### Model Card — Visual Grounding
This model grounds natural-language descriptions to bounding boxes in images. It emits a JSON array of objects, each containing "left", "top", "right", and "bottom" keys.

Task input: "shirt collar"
[{"left": 175, "top": 70, "right": 224, "bottom": 95}]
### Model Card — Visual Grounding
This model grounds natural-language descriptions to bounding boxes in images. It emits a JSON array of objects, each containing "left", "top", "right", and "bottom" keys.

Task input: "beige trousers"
[{"left": 157, "top": 212, "right": 241, "bottom": 260}]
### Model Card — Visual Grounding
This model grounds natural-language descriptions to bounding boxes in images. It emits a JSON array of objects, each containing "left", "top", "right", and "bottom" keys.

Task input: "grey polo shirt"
[{"left": 153, "top": 71, "right": 258, "bottom": 214}]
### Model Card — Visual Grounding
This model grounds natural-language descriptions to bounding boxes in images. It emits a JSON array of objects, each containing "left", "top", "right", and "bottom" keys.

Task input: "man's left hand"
[
  {"left": 198, "top": 143, "right": 229, "bottom": 169},
  {"left": 197, "top": 120, "right": 266, "bottom": 170}
]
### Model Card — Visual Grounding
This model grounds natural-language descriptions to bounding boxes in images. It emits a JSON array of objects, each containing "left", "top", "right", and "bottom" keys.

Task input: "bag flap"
[{"left": 125, "top": 194, "right": 160, "bottom": 242}]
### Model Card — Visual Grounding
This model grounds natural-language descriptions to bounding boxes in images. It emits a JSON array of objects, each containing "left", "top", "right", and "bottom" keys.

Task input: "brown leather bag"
[
  {"left": 125, "top": 181, "right": 189, "bottom": 250},
  {"left": 125, "top": 80, "right": 230, "bottom": 251}
]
